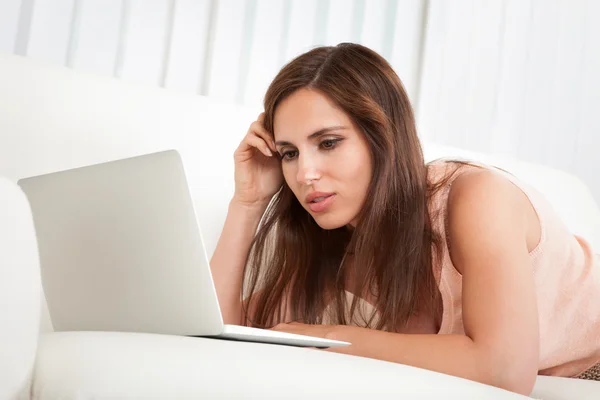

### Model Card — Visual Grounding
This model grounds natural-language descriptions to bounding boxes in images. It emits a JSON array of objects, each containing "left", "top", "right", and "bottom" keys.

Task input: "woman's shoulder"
[
  {"left": 441, "top": 163, "right": 542, "bottom": 259},
  {"left": 447, "top": 166, "right": 529, "bottom": 213},
  {"left": 427, "top": 159, "right": 529, "bottom": 202}
]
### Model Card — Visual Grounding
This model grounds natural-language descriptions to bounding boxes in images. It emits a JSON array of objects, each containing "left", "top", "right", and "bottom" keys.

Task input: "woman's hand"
[
  {"left": 271, "top": 322, "right": 360, "bottom": 354},
  {"left": 270, "top": 322, "right": 335, "bottom": 338},
  {"left": 233, "top": 112, "right": 283, "bottom": 209}
]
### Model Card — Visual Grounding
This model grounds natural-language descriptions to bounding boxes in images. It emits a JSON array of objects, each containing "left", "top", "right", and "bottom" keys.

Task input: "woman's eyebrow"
[{"left": 275, "top": 126, "right": 347, "bottom": 147}]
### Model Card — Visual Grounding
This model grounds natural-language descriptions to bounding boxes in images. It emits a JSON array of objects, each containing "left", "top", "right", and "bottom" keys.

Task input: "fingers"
[
  {"left": 245, "top": 133, "right": 274, "bottom": 157},
  {"left": 270, "top": 321, "right": 302, "bottom": 330},
  {"left": 249, "top": 119, "right": 276, "bottom": 153},
  {"left": 236, "top": 113, "right": 278, "bottom": 158},
  {"left": 270, "top": 322, "right": 289, "bottom": 331}
]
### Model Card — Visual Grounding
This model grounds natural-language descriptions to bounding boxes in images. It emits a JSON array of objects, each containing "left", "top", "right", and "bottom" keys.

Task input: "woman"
[{"left": 209, "top": 43, "right": 600, "bottom": 395}]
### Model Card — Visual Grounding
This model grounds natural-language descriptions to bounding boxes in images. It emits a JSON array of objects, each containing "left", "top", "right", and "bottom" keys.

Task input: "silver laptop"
[{"left": 18, "top": 149, "right": 349, "bottom": 348}]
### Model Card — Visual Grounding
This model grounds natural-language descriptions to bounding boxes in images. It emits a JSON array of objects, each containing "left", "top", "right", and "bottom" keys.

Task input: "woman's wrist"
[
  {"left": 230, "top": 196, "right": 269, "bottom": 215},
  {"left": 229, "top": 197, "right": 269, "bottom": 226}
]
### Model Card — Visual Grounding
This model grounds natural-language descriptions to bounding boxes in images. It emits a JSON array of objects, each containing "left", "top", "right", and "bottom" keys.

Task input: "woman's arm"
[
  {"left": 444, "top": 169, "right": 540, "bottom": 392},
  {"left": 272, "top": 170, "right": 540, "bottom": 395},
  {"left": 210, "top": 198, "right": 267, "bottom": 325}
]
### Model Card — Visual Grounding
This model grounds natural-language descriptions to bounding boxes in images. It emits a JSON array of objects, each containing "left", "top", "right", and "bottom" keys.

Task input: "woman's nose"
[{"left": 296, "top": 153, "right": 321, "bottom": 185}]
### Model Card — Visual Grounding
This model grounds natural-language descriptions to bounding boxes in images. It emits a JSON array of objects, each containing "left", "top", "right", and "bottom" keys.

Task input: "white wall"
[{"left": 1, "top": 0, "right": 599, "bottom": 202}]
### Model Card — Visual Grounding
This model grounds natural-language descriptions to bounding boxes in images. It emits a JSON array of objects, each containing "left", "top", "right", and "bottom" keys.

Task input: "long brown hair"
[{"left": 242, "top": 43, "right": 449, "bottom": 332}]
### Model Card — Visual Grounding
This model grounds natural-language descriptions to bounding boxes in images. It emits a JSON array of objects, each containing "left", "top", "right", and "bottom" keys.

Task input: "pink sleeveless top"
[{"left": 428, "top": 160, "right": 600, "bottom": 377}]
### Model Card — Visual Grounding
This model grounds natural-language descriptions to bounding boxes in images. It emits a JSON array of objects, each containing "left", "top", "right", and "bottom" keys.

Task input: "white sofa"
[{"left": 1, "top": 53, "right": 599, "bottom": 399}]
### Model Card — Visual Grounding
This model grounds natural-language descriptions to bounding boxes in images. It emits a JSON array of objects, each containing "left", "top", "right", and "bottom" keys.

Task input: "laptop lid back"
[{"left": 18, "top": 150, "right": 224, "bottom": 336}]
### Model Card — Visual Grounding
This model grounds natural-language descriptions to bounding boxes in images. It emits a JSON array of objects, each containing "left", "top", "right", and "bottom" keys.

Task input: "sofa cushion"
[
  {"left": 32, "top": 331, "right": 532, "bottom": 399},
  {"left": 531, "top": 375, "right": 600, "bottom": 400},
  {"left": 0, "top": 178, "right": 42, "bottom": 400}
]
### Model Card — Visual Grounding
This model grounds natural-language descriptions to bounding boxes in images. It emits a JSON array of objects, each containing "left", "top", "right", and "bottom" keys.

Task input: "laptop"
[{"left": 17, "top": 149, "right": 350, "bottom": 348}]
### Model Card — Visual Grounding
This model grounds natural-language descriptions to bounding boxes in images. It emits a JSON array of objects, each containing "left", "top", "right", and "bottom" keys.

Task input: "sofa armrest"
[{"left": 0, "top": 178, "right": 42, "bottom": 400}]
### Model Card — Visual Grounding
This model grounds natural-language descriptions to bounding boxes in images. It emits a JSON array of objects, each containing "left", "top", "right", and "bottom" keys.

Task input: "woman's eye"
[
  {"left": 282, "top": 150, "right": 298, "bottom": 160},
  {"left": 321, "top": 139, "right": 340, "bottom": 150}
]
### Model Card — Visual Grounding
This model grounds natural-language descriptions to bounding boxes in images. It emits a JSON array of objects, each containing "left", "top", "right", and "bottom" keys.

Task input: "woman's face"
[{"left": 273, "top": 88, "right": 373, "bottom": 230}]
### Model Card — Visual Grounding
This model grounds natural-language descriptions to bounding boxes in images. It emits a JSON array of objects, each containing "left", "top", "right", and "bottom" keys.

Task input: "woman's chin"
[{"left": 311, "top": 213, "right": 352, "bottom": 230}]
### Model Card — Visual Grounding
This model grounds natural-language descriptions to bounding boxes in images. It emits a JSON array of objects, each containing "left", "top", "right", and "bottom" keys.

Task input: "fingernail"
[{"left": 265, "top": 148, "right": 272, "bottom": 156}]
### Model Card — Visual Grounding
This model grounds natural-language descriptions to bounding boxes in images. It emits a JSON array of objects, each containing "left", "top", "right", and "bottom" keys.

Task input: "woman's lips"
[{"left": 308, "top": 194, "right": 336, "bottom": 213}]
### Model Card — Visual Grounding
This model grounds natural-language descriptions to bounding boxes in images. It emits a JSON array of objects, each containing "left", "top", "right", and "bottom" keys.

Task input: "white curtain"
[{"left": 0, "top": 0, "right": 598, "bottom": 201}]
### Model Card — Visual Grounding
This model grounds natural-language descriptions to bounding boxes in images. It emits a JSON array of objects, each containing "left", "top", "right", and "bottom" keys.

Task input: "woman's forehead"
[{"left": 273, "top": 90, "right": 352, "bottom": 140}]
